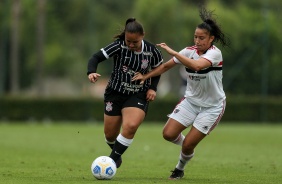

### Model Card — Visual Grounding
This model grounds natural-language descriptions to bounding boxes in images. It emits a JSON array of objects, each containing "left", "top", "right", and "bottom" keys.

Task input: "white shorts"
[{"left": 168, "top": 98, "right": 226, "bottom": 134}]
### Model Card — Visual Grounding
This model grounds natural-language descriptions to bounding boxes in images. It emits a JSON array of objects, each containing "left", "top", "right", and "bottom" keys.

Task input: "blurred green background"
[{"left": 1, "top": 0, "right": 281, "bottom": 122}]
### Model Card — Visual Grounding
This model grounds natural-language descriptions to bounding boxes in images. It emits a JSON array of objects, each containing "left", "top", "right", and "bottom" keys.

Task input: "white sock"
[
  {"left": 176, "top": 151, "right": 194, "bottom": 171},
  {"left": 171, "top": 133, "right": 185, "bottom": 146},
  {"left": 116, "top": 134, "right": 133, "bottom": 147}
]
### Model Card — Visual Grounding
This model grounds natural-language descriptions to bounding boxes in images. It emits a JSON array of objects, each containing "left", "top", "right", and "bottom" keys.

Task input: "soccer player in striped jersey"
[
  {"left": 87, "top": 18, "right": 163, "bottom": 169},
  {"left": 132, "top": 7, "right": 230, "bottom": 179}
]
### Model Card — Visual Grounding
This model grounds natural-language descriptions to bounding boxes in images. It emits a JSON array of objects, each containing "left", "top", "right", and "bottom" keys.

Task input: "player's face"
[
  {"left": 194, "top": 28, "right": 214, "bottom": 54},
  {"left": 125, "top": 32, "right": 144, "bottom": 52}
]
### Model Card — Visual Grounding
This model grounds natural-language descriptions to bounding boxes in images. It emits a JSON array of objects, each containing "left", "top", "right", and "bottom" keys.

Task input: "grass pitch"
[{"left": 0, "top": 122, "right": 281, "bottom": 184}]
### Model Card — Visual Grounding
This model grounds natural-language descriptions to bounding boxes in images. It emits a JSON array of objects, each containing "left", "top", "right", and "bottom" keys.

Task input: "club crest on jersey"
[
  {"left": 106, "top": 102, "right": 113, "bottom": 112},
  {"left": 174, "top": 108, "right": 180, "bottom": 113},
  {"left": 141, "top": 59, "right": 149, "bottom": 69}
]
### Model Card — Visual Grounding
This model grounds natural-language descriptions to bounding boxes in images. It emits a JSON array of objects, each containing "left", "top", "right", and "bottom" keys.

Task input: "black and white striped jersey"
[{"left": 101, "top": 39, "right": 163, "bottom": 95}]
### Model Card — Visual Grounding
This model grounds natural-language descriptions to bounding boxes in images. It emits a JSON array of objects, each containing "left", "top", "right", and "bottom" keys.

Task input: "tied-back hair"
[
  {"left": 198, "top": 7, "right": 230, "bottom": 48},
  {"left": 114, "top": 18, "right": 144, "bottom": 40}
]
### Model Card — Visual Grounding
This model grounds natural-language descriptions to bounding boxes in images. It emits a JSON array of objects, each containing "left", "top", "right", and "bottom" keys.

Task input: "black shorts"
[{"left": 104, "top": 88, "right": 149, "bottom": 116}]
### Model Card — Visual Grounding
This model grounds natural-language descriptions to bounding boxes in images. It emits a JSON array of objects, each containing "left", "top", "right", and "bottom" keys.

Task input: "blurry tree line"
[{"left": 0, "top": 0, "right": 281, "bottom": 98}]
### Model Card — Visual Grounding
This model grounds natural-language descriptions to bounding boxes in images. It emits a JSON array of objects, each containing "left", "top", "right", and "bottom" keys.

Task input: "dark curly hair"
[{"left": 197, "top": 7, "right": 230, "bottom": 48}]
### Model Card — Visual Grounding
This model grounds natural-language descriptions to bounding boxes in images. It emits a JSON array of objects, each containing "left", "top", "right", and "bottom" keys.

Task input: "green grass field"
[{"left": 0, "top": 122, "right": 281, "bottom": 184}]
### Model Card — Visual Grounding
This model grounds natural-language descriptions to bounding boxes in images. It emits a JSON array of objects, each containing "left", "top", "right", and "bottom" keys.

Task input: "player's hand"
[
  {"left": 88, "top": 73, "right": 101, "bottom": 83},
  {"left": 156, "top": 43, "right": 177, "bottom": 56},
  {"left": 132, "top": 72, "right": 145, "bottom": 84},
  {"left": 146, "top": 89, "right": 156, "bottom": 102}
]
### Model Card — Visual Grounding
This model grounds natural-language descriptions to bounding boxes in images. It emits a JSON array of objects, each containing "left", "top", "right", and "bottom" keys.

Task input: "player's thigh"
[
  {"left": 121, "top": 107, "right": 145, "bottom": 137},
  {"left": 163, "top": 118, "right": 187, "bottom": 140},
  {"left": 121, "top": 91, "right": 147, "bottom": 131},
  {"left": 168, "top": 98, "right": 197, "bottom": 127},
  {"left": 121, "top": 107, "right": 145, "bottom": 128},
  {"left": 165, "top": 98, "right": 198, "bottom": 138},
  {"left": 104, "top": 114, "right": 122, "bottom": 141}
]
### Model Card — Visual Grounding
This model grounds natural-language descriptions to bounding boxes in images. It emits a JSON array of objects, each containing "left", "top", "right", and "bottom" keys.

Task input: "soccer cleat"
[
  {"left": 169, "top": 168, "right": 184, "bottom": 180},
  {"left": 115, "top": 157, "right": 122, "bottom": 168}
]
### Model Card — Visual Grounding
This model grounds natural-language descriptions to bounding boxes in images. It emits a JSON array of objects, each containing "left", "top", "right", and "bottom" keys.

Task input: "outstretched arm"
[
  {"left": 157, "top": 43, "right": 211, "bottom": 71},
  {"left": 132, "top": 59, "right": 176, "bottom": 84}
]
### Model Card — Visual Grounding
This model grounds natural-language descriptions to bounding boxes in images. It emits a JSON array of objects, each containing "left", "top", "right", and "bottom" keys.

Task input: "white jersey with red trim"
[{"left": 173, "top": 45, "right": 225, "bottom": 107}]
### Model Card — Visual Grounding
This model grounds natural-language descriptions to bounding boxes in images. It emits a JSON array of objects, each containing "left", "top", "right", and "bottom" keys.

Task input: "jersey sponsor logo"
[
  {"left": 121, "top": 82, "right": 143, "bottom": 92},
  {"left": 143, "top": 52, "right": 153, "bottom": 57},
  {"left": 188, "top": 75, "right": 206, "bottom": 81},
  {"left": 122, "top": 65, "right": 128, "bottom": 72},
  {"left": 122, "top": 65, "right": 135, "bottom": 76},
  {"left": 106, "top": 102, "right": 113, "bottom": 112},
  {"left": 141, "top": 59, "right": 149, "bottom": 69}
]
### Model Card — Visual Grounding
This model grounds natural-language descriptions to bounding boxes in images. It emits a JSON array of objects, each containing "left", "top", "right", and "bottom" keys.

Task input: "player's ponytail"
[
  {"left": 114, "top": 18, "right": 144, "bottom": 40},
  {"left": 198, "top": 7, "right": 230, "bottom": 48}
]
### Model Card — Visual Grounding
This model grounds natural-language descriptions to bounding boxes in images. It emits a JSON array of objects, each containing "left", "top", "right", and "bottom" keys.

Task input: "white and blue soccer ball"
[{"left": 91, "top": 156, "right": 117, "bottom": 180}]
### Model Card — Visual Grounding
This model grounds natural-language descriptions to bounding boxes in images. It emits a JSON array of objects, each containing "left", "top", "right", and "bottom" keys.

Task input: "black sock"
[
  {"left": 107, "top": 142, "right": 114, "bottom": 149},
  {"left": 109, "top": 140, "right": 128, "bottom": 162}
]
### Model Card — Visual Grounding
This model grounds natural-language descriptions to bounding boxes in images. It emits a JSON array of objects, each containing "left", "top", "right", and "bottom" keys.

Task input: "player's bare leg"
[
  {"left": 183, "top": 126, "right": 206, "bottom": 155},
  {"left": 171, "top": 126, "right": 206, "bottom": 179},
  {"left": 163, "top": 118, "right": 186, "bottom": 145},
  {"left": 162, "top": 119, "right": 186, "bottom": 179},
  {"left": 109, "top": 107, "right": 145, "bottom": 168},
  {"left": 104, "top": 115, "right": 122, "bottom": 167},
  {"left": 121, "top": 107, "right": 145, "bottom": 139},
  {"left": 104, "top": 114, "right": 122, "bottom": 143}
]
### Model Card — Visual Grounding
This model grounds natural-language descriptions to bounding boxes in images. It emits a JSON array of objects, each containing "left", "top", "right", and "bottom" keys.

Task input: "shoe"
[
  {"left": 169, "top": 168, "right": 184, "bottom": 180},
  {"left": 115, "top": 157, "right": 122, "bottom": 168}
]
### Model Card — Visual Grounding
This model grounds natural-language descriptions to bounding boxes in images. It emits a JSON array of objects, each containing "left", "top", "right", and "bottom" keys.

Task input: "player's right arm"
[
  {"left": 132, "top": 58, "right": 176, "bottom": 84},
  {"left": 87, "top": 50, "right": 106, "bottom": 83}
]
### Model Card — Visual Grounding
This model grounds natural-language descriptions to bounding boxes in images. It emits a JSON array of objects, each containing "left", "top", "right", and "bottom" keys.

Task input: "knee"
[
  {"left": 162, "top": 129, "right": 176, "bottom": 141},
  {"left": 122, "top": 123, "right": 139, "bottom": 137}
]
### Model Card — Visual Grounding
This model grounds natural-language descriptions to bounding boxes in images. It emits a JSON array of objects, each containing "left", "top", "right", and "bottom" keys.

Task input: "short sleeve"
[
  {"left": 101, "top": 40, "right": 122, "bottom": 59},
  {"left": 151, "top": 47, "right": 163, "bottom": 68},
  {"left": 202, "top": 48, "right": 222, "bottom": 66},
  {"left": 173, "top": 47, "right": 195, "bottom": 64}
]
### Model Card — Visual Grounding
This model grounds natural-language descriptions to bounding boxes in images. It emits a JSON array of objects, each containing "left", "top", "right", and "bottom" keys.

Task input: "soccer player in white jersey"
[
  {"left": 132, "top": 7, "right": 230, "bottom": 179},
  {"left": 87, "top": 18, "right": 163, "bottom": 169}
]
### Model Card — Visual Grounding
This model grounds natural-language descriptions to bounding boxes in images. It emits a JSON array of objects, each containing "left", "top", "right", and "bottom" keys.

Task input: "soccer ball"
[{"left": 91, "top": 156, "right": 117, "bottom": 180}]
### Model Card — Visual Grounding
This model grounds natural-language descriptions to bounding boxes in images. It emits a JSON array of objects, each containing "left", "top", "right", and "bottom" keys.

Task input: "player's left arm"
[
  {"left": 176, "top": 48, "right": 222, "bottom": 70},
  {"left": 176, "top": 55, "right": 211, "bottom": 71},
  {"left": 157, "top": 43, "right": 211, "bottom": 71}
]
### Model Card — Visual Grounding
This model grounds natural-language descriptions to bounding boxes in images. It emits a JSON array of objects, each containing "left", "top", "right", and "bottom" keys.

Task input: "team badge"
[
  {"left": 141, "top": 59, "right": 149, "bottom": 69},
  {"left": 174, "top": 108, "right": 180, "bottom": 113},
  {"left": 106, "top": 102, "right": 113, "bottom": 112}
]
